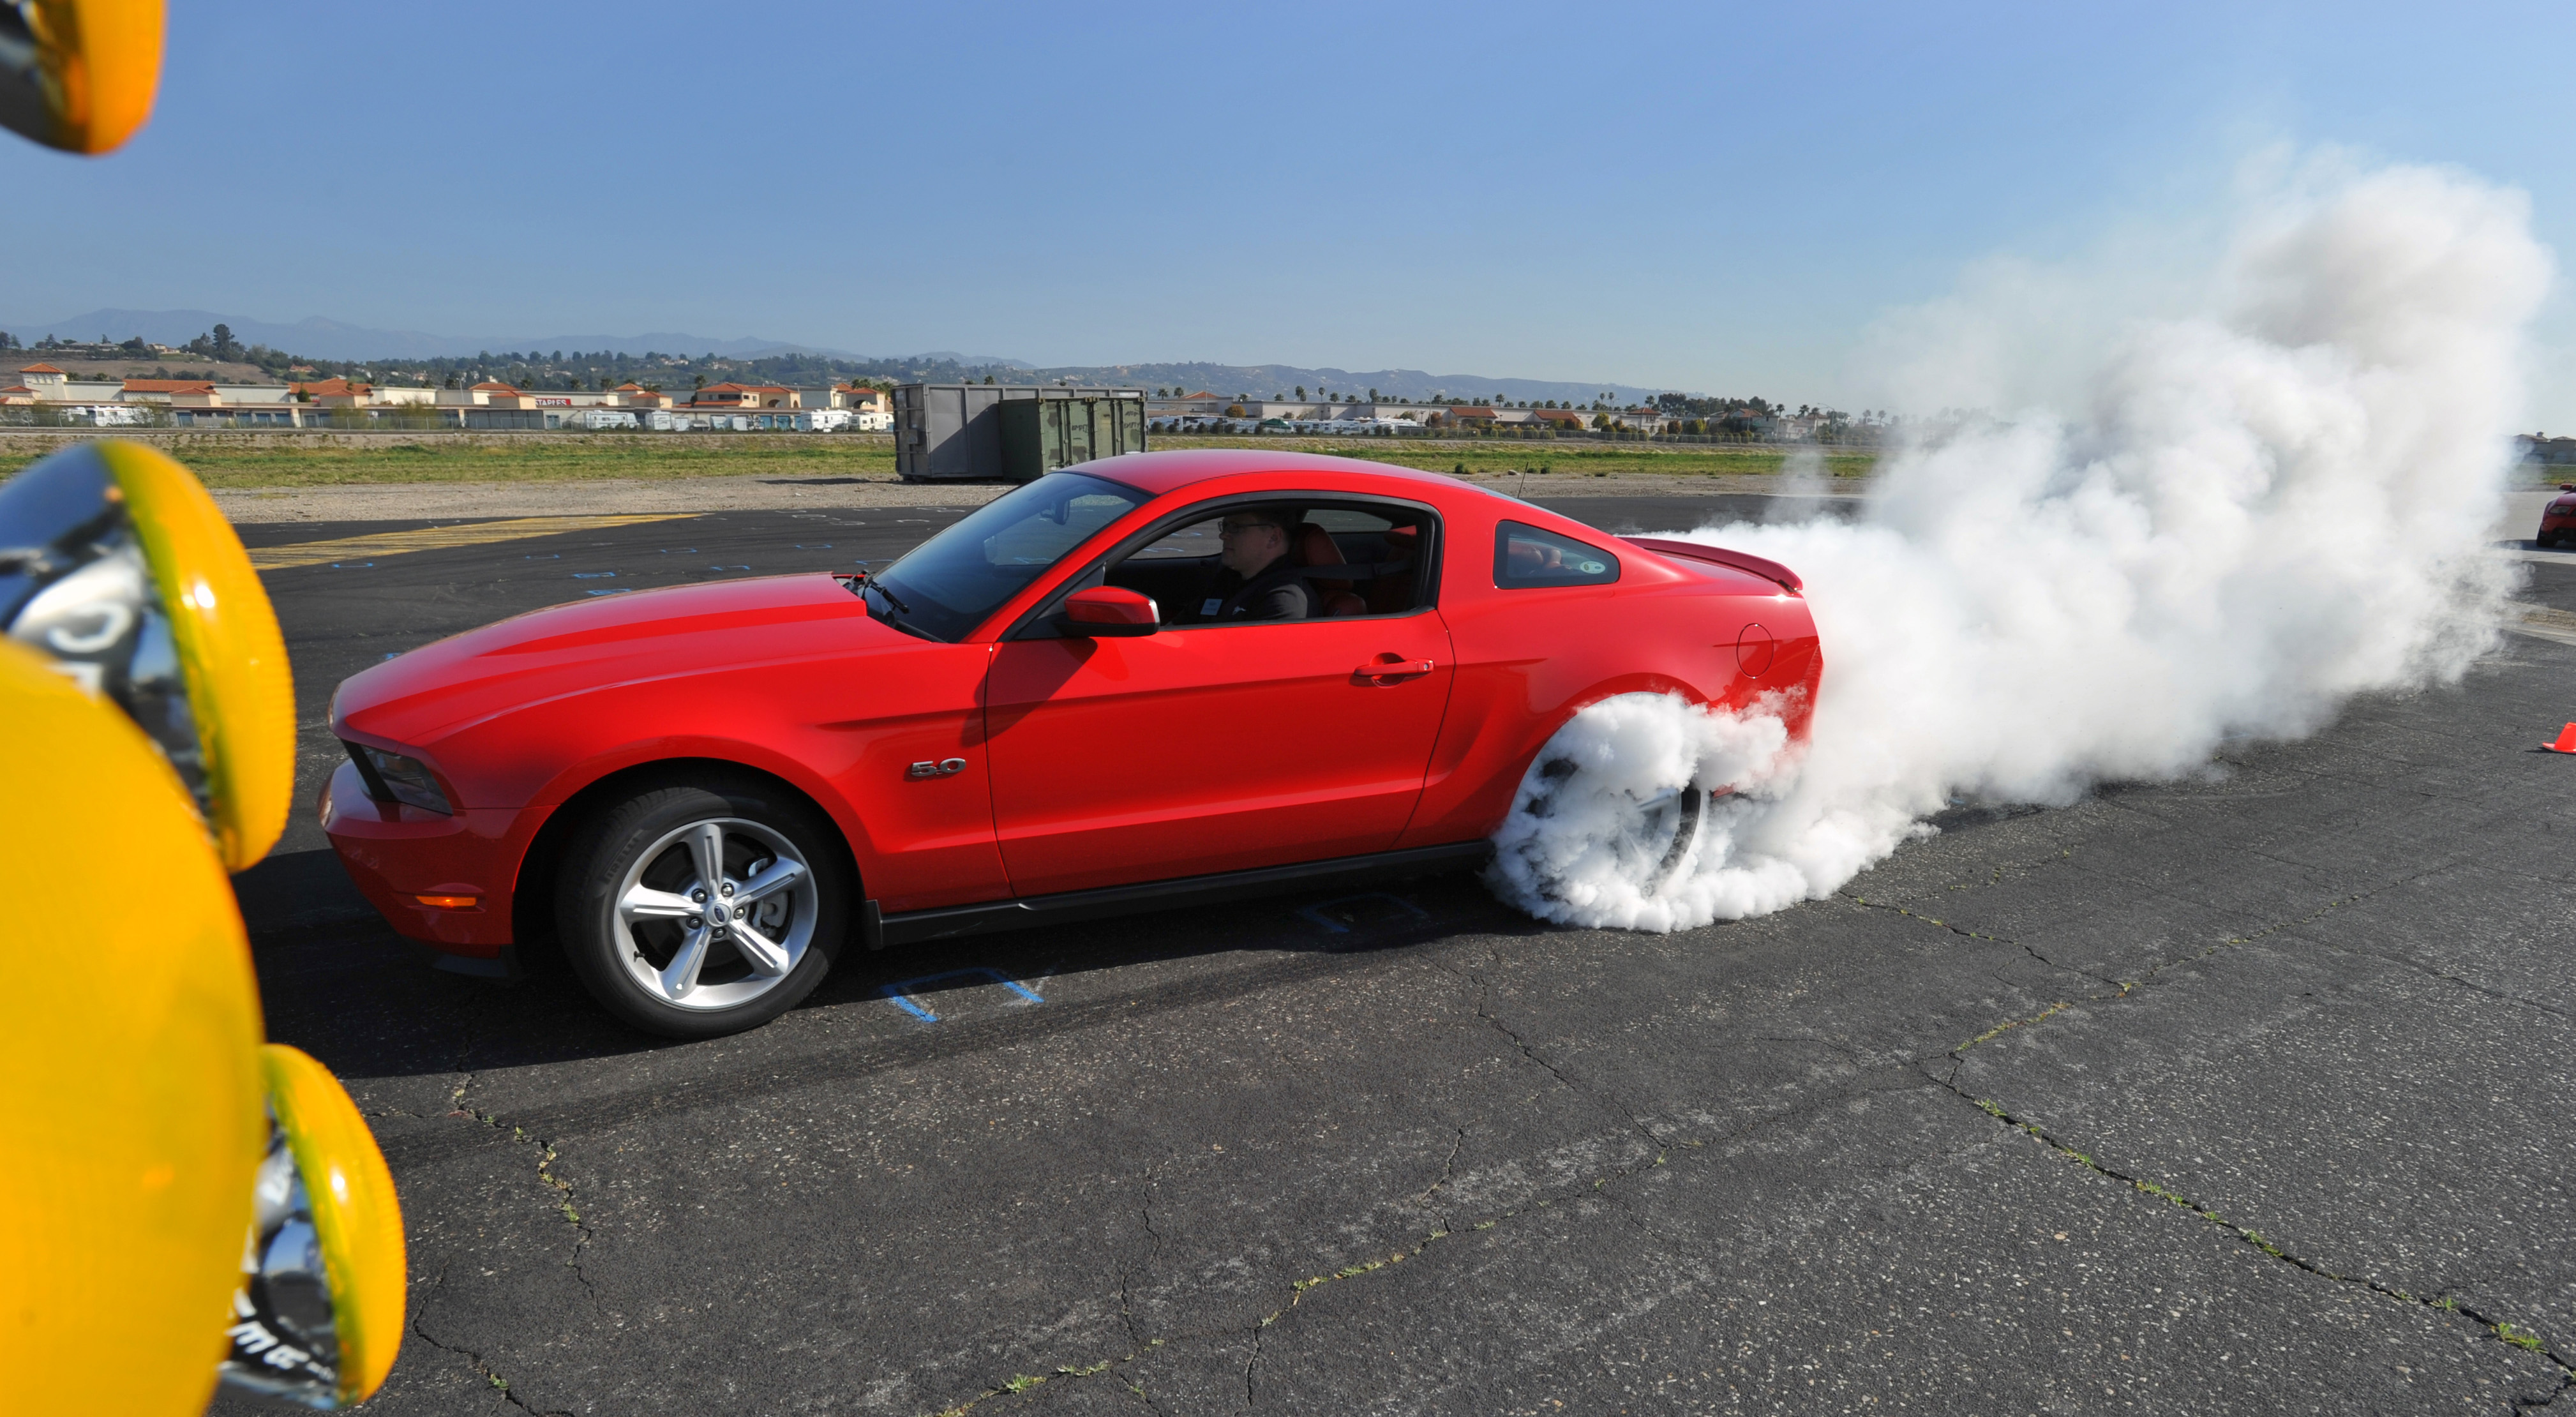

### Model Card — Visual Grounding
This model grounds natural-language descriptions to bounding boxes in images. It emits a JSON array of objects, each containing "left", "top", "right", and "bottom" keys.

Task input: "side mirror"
[{"left": 1059, "top": 585, "right": 1159, "bottom": 638}]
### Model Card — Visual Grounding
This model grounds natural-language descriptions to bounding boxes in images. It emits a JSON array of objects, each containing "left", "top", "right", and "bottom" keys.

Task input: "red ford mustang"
[
  {"left": 2542, "top": 482, "right": 2576, "bottom": 548},
  {"left": 323, "top": 451, "right": 1820, "bottom": 1036}
]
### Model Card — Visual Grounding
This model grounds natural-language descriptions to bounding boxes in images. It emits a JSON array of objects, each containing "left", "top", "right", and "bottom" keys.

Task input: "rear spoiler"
[{"left": 1621, "top": 536, "right": 1802, "bottom": 593}]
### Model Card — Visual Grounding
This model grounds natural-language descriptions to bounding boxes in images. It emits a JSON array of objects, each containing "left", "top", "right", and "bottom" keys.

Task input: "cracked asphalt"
[{"left": 207, "top": 488, "right": 2576, "bottom": 1414}]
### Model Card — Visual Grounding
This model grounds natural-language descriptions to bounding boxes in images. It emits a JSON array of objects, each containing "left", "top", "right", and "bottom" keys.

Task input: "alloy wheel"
[{"left": 608, "top": 816, "right": 817, "bottom": 1009}]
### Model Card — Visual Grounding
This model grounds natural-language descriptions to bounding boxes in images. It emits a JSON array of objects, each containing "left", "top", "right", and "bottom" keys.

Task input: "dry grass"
[
  {"left": 0, "top": 430, "right": 901, "bottom": 487},
  {"left": 1148, "top": 434, "right": 1878, "bottom": 480},
  {"left": 0, "top": 428, "right": 1876, "bottom": 488}
]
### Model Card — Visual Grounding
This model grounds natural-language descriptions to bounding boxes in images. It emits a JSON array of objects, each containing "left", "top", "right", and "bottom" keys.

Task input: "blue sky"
[{"left": 6, "top": 3, "right": 2574, "bottom": 421}]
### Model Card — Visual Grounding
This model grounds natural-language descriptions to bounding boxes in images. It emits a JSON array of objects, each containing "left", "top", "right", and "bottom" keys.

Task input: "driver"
[{"left": 1202, "top": 506, "right": 1315, "bottom": 622}]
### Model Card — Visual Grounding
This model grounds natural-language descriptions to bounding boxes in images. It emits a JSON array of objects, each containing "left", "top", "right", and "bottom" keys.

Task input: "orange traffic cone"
[{"left": 2550, "top": 724, "right": 2576, "bottom": 754}]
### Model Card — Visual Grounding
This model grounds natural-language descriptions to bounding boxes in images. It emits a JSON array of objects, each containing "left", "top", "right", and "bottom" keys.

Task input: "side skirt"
[{"left": 865, "top": 841, "right": 1494, "bottom": 950}]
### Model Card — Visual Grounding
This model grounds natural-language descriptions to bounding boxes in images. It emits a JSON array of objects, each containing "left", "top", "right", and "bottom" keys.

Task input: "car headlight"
[{"left": 346, "top": 744, "right": 452, "bottom": 815}]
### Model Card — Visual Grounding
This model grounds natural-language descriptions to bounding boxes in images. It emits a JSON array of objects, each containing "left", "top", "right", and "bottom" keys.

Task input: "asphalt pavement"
[{"left": 213, "top": 491, "right": 2576, "bottom": 1415}]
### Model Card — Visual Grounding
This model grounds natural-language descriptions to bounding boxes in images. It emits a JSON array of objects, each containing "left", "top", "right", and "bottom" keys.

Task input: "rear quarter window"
[{"left": 1494, "top": 520, "right": 1619, "bottom": 588}]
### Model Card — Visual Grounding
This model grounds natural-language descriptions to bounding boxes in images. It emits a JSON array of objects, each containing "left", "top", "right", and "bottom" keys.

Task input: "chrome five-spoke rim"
[{"left": 610, "top": 816, "right": 817, "bottom": 1010}]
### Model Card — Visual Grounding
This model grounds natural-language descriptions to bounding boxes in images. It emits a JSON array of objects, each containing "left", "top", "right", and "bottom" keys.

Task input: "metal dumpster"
[{"left": 894, "top": 384, "right": 1146, "bottom": 482}]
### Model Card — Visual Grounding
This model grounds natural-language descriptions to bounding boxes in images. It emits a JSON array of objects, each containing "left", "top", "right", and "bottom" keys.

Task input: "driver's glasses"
[{"left": 1219, "top": 521, "right": 1273, "bottom": 537}]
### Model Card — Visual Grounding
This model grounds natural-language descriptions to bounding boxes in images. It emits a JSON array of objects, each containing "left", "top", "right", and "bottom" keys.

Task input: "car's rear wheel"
[
  {"left": 555, "top": 776, "right": 849, "bottom": 1038},
  {"left": 1515, "top": 751, "right": 1709, "bottom": 901}
]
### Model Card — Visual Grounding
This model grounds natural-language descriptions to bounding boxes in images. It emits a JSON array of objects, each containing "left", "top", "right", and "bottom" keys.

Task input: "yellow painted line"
[{"left": 247, "top": 514, "right": 693, "bottom": 570}]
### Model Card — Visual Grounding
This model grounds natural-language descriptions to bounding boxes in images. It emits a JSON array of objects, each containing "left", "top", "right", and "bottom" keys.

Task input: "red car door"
[{"left": 984, "top": 613, "right": 1456, "bottom": 897}]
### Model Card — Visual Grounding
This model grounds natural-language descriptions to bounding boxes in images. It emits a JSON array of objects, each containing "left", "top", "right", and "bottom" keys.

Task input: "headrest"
[{"left": 1292, "top": 522, "right": 1345, "bottom": 567}]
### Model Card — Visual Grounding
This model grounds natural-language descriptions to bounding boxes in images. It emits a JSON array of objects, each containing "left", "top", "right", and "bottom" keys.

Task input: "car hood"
[{"left": 333, "top": 573, "right": 896, "bottom": 749}]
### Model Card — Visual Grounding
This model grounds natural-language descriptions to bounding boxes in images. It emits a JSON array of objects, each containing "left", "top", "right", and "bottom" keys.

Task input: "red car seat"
[{"left": 1292, "top": 523, "right": 1368, "bottom": 617}]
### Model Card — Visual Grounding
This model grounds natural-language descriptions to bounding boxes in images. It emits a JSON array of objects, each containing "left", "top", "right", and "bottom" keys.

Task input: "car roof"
[{"left": 1075, "top": 448, "right": 1474, "bottom": 499}]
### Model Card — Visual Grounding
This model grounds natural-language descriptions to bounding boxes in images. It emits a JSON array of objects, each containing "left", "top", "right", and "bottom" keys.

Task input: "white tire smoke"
[
  {"left": 1486, "top": 161, "right": 2551, "bottom": 932},
  {"left": 1486, "top": 691, "right": 1803, "bottom": 931}
]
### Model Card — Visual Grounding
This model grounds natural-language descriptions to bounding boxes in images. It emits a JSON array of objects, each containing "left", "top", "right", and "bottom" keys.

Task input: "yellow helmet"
[
  {"left": 0, "top": 0, "right": 163, "bottom": 154},
  {"left": 0, "top": 638, "right": 266, "bottom": 1411},
  {"left": 0, "top": 646, "right": 409, "bottom": 1409},
  {"left": 1, "top": 439, "right": 296, "bottom": 870},
  {"left": 1, "top": 440, "right": 406, "bottom": 1409}
]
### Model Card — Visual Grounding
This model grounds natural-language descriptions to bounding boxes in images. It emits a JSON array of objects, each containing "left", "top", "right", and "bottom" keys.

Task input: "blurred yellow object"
[
  {"left": 0, "top": 440, "right": 296, "bottom": 870},
  {"left": 0, "top": 636, "right": 267, "bottom": 1414},
  {"left": 1, "top": 444, "right": 403, "bottom": 1409},
  {"left": 262, "top": 1043, "right": 408, "bottom": 1406},
  {"left": 0, "top": 0, "right": 164, "bottom": 153},
  {"left": 101, "top": 439, "right": 297, "bottom": 869}
]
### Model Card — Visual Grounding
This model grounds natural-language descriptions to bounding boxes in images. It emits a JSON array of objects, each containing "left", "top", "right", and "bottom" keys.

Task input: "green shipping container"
[{"left": 996, "top": 396, "right": 1148, "bottom": 483}]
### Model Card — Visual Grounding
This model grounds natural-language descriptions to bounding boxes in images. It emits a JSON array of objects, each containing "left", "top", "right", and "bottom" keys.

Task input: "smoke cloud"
[{"left": 1488, "top": 161, "right": 2552, "bottom": 931}]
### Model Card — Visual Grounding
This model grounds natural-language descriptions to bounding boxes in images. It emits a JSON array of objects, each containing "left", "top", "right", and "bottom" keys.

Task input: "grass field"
[
  {"left": 1149, "top": 435, "right": 1879, "bottom": 480},
  {"left": 0, "top": 429, "right": 1880, "bottom": 487},
  {"left": 0, "top": 431, "right": 901, "bottom": 487}
]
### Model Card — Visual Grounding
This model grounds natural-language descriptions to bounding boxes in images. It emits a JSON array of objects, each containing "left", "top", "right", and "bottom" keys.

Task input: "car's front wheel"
[{"left": 555, "top": 776, "right": 850, "bottom": 1038}]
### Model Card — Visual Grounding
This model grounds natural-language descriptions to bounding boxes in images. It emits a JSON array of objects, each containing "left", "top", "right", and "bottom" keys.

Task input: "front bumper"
[{"left": 320, "top": 759, "right": 541, "bottom": 956}]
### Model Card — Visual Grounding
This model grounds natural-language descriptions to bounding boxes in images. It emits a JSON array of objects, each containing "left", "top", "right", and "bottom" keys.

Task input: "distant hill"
[
  {"left": 0, "top": 308, "right": 1682, "bottom": 401},
  {"left": 0, "top": 308, "right": 860, "bottom": 363}
]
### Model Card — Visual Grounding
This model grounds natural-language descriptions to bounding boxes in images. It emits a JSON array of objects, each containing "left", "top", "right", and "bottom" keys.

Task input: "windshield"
[{"left": 868, "top": 472, "right": 1147, "bottom": 640}]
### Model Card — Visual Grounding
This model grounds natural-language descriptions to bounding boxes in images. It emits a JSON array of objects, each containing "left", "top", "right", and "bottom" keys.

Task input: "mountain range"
[
  {"left": 1, "top": 308, "right": 1675, "bottom": 403},
  {"left": 1, "top": 308, "right": 883, "bottom": 362}
]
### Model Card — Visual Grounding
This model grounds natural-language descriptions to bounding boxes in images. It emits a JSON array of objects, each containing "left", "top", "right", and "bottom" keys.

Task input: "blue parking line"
[
  {"left": 331, "top": 561, "right": 374, "bottom": 569},
  {"left": 573, "top": 571, "right": 616, "bottom": 578},
  {"left": 879, "top": 966, "right": 1046, "bottom": 1022},
  {"left": 883, "top": 991, "right": 939, "bottom": 1023}
]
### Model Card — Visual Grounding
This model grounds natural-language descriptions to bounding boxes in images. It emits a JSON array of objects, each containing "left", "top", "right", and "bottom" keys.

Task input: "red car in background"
[
  {"left": 2541, "top": 483, "right": 2576, "bottom": 548},
  {"left": 322, "top": 451, "right": 1821, "bottom": 1037}
]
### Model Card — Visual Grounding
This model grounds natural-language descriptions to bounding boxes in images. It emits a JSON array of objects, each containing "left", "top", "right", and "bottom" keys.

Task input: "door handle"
[{"left": 1354, "top": 657, "right": 1435, "bottom": 684}]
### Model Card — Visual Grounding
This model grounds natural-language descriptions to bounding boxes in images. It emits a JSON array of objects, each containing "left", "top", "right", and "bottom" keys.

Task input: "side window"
[
  {"left": 1072, "top": 498, "right": 1439, "bottom": 629},
  {"left": 1495, "top": 520, "right": 1619, "bottom": 588}
]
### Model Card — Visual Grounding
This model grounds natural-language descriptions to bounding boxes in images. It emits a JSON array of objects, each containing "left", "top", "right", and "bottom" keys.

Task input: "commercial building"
[{"left": 0, "top": 359, "right": 889, "bottom": 433}]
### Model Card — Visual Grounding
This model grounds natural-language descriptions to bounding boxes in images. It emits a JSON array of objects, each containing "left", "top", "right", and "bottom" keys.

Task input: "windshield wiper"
[
  {"left": 849, "top": 568, "right": 914, "bottom": 617},
  {"left": 852, "top": 573, "right": 944, "bottom": 640}
]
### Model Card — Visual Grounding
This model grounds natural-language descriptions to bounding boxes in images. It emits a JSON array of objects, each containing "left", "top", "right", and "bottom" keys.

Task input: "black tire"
[
  {"left": 1515, "top": 752, "right": 1707, "bottom": 900},
  {"left": 554, "top": 774, "right": 851, "bottom": 1038}
]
